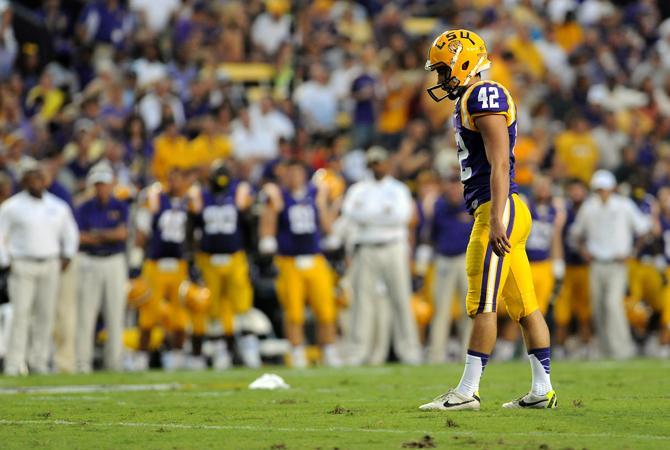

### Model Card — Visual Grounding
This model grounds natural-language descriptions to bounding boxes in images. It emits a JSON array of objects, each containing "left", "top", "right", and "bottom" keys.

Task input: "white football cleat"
[
  {"left": 419, "top": 389, "right": 481, "bottom": 411},
  {"left": 238, "top": 334, "right": 262, "bottom": 368},
  {"left": 291, "top": 346, "right": 308, "bottom": 369},
  {"left": 502, "top": 390, "right": 557, "bottom": 409},
  {"left": 184, "top": 355, "right": 207, "bottom": 370},
  {"left": 212, "top": 347, "right": 232, "bottom": 370},
  {"left": 161, "top": 350, "right": 185, "bottom": 371},
  {"left": 322, "top": 344, "right": 342, "bottom": 368}
]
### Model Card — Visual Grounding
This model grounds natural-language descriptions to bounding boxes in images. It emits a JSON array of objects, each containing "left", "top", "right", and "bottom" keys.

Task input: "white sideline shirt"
[
  {"left": 570, "top": 193, "right": 650, "bottom": 261},
  {"left": 0, "top": 191, "right": 79, "bottom": 266},
  {"left": 341, "top": 175, "right": 413, "bottom": 245}
]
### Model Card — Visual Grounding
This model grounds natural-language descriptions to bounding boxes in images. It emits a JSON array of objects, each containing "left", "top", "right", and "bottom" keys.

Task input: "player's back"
[{"left": 453, "top": 80, "right": 518, "bottom": 213}]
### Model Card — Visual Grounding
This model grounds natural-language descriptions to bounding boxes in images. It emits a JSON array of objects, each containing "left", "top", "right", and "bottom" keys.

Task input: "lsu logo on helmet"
[{"left": 425, "top": 29, "right": 491, "bottom": 102}]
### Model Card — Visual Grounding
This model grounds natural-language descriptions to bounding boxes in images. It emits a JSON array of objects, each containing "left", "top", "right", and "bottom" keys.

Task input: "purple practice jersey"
[
  {"left": 147, "top": 192, "right": 189, "bottom": 260},
  {"left": 526, "top": 200, "right": 557, "bottom": 262},
  {"left": 454, "top": 80, "right": 518, "bottom": 213},
  {"left": 198, "top": 183, "right": 243, "bottom": 255},
  {"left": 432, "top": 196, "right": 473, "bottom": 257},
  {"left": 277, "top": 185, "right": 321, "bottom": 256}
]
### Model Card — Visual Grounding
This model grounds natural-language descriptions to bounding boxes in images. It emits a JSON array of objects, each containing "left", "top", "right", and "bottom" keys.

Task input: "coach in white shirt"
[
  {"left": 341, "top": 147, "right": 421, "bottom": 365},
  {"left": 571, "top": 170, "right": 650, "bottom": 359},
  {"left": 0, "top": 160, "right": 79, "bottom": 375}
]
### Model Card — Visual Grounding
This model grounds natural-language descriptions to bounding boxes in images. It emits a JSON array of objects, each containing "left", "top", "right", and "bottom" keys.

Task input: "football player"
[
  {"left": 553, "top": 178, "right": 592, "bottom": 358},
  {"left": 420, "top": 29, "right": 556, "bottom": 411},
  {"left": 134, "top": 168, "right": 205, "bottom": 370},
  {"left": 526, "top": 176, "right": 566, "bottom": 314},
  {"left": 625, "top": 186, "right": 667, "bottom": 351},
  {"left": 259, "top": 159, "right": 340, "bottom": 368},
  {"left": 193, "top": 161, "right": 261, "bottom": 369}
]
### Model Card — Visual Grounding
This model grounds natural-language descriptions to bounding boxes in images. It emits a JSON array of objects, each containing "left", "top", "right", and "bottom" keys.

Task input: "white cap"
[
  {"left": 590, "top": 169, "right": 617, "bottom": 191},
  {"left": 87, "top": 162, "right": 114, "bottom": 186},
  {"left": 16, "top": 157, "right": 41, "bottom": 180}
]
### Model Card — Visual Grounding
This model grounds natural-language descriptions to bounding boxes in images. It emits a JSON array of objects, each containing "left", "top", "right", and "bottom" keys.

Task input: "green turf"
[{"left": 0, "top": 359, "right": 668, "bottom": 449}]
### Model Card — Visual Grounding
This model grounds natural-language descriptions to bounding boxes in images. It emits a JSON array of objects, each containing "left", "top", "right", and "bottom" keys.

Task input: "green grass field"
[{"left": 0, "top": 359, "right": 668, "bottom": 449}]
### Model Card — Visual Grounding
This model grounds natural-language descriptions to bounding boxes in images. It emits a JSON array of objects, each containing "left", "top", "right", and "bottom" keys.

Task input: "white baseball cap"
[
  {"left": 87, "top": 162, "right": 114, "bottom": 186},
  {"left": 590, "top": 169, "right": 617, "bottom": 191}
]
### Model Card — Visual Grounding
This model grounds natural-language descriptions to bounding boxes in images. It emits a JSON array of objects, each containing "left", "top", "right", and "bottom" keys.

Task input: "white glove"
[
  {"left": 259, "top": 236, "right": 278, "bottom": 255},
  {"left": 414, "top": 244, "right": 433, "bottom": 276},
  {"left": 552, "top": 259, "right": 566, "bottom": 280}
]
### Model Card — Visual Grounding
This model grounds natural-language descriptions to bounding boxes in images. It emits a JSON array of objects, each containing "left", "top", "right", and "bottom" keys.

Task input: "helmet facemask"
[{"left": 426, "top": 63, "right": 465, "bottom": 102}]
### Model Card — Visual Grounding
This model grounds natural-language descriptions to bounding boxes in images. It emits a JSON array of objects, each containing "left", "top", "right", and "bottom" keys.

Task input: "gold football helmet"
[{"left": 425, "top": 29, "right": 491, "bottom": 102}]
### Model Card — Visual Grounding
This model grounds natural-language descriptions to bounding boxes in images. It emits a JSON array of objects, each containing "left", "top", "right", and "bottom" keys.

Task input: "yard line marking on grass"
[
  {"left": 0, "top": 419, "right": 668, "bottom": 441},
  {"left": 0, "top": 383, "right": 181, "bottom": 395}
]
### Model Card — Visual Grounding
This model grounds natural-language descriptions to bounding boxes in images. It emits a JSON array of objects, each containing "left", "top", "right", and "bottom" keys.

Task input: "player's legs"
[
  {"left": 275, "top": 256, "right": 308, "bottom": 367},
  {"left": 305, "top": 255, "right": 341, "bottom": 366},
  {"left": 227, "top": 252, "right": 261, "bottom": 368}
]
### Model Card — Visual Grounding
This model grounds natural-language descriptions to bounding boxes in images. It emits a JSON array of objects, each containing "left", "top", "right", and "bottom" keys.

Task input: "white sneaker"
[
  {"left": 419, "top": 389, "right": 481, "bottom": 411},
  {"left": 502, "top": 390, "right": 558, "bottom": 409},
  {"left": 184, "top": 355, "right": 207, "bottom": 370},
  {"left": 291, "top": 346, "right": 308, "bottom": 369},
  {"left": 238, "top": 335, "right": 262, "bottom": 368},
  {"left": 161, "top": 350, "right": 185, "bottom": 371},
  {"left": 322, "top": 344, "right": 342, "bottom": 368},
  {"left": 213, "top": 347, "right": 232, "bottom": 370}
]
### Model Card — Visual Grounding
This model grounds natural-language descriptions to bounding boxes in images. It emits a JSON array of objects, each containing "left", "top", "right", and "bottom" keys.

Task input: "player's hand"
[{"left": 489, "top": 220, "right": 511, "bottom": 257}]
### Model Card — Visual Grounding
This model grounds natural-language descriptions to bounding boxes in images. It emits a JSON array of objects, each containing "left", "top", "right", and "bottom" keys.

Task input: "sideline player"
[
  {"left": 193, "top": 162, "right": 261, "bottom": 368},
  {"left": 419, "top": 29, "right": 556, "bottom": 410},
  {"left": 553, "top": 178, "right": 592, "bottom": 358},
  {"left": 259, "top": 159, "right": 341, "bottom": 368},
  {"left": 134, "top": 168, "right": 205, "bottom": 370}
]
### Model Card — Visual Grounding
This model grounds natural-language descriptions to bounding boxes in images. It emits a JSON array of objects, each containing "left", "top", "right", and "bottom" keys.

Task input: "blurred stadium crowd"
[{"left": 0, "top": 0, "right": 669, "bottom": 374}]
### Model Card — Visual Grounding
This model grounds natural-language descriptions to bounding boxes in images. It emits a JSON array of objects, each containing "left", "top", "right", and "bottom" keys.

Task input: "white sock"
[
  {"left": 528, "top": 347, "right": 553, "bottom": 396},
  {"left": 455, "top": 350, "right": 489, "bottom": 397}
]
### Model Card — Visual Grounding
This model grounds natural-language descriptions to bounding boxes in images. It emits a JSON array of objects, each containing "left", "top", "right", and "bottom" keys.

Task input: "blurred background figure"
[
  {"left": 421, "top": 171, "right": 472, "bottom": 364},
  {"left": 571, "top": 170, "right": 650, "bottom": 359},
  {"left": 342, "top": 147, "right": 420, "bottom": 366},
  {"left": 75, "top": 162, "right": 128, "bottom": 373},
  {"left": 0, "top": 160, "right": 78, "bottom": 375}
]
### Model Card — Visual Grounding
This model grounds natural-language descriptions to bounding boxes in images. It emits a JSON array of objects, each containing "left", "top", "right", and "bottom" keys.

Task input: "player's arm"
[
  {"left": 235, "top": 181, "right": 254, "bottom": 212},
  {"left": 258, "top": 183, "right": 283, "bottom": 254},
  {"left": 316, "top": 184, "right": 336, "bottom": 234},
  {"left": 477, "top": 114, "right": 511, "bottom": 257}
]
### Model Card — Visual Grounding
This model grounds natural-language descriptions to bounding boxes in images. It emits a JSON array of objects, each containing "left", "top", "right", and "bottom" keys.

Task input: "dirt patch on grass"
[
  {"left": 401, "top": 435, "right": 436, "bottom": 448},
  {"left": 328, "top": 405, "right": 353, "bottom": 415},
  {"left": 445, "top": 418, "right": 459, "bottom": 428},
  {"left": 572, "top": 399, "right": 584, "bottom": 408}
]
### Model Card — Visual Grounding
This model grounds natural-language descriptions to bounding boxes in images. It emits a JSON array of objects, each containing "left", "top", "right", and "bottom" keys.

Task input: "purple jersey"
[
  {"left": 147, "top": 192, "right": 189, "bottom": 260},
  {"left": 277, "top": 185, "right": 321, "bottom": 256},
  {"left": 432, "top": 197, "right": 473, "bottom": 257},
  {"left": 454, "top": 80, "right": 518, "bottom": 213},
  {"left": 526, "top": 200, "right": 557, "bottom": 262},
  {"left": 198, "top": 183, "right": 243, "bottom": 255}
]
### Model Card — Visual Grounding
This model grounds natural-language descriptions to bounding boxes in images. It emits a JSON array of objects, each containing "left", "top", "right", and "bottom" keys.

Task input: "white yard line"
[
  {"left": 0, "top": 419, "right": 668, "bottom": 441},
  {"left": 0, "top": 383, "right": 181, "bottom": 395}
]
